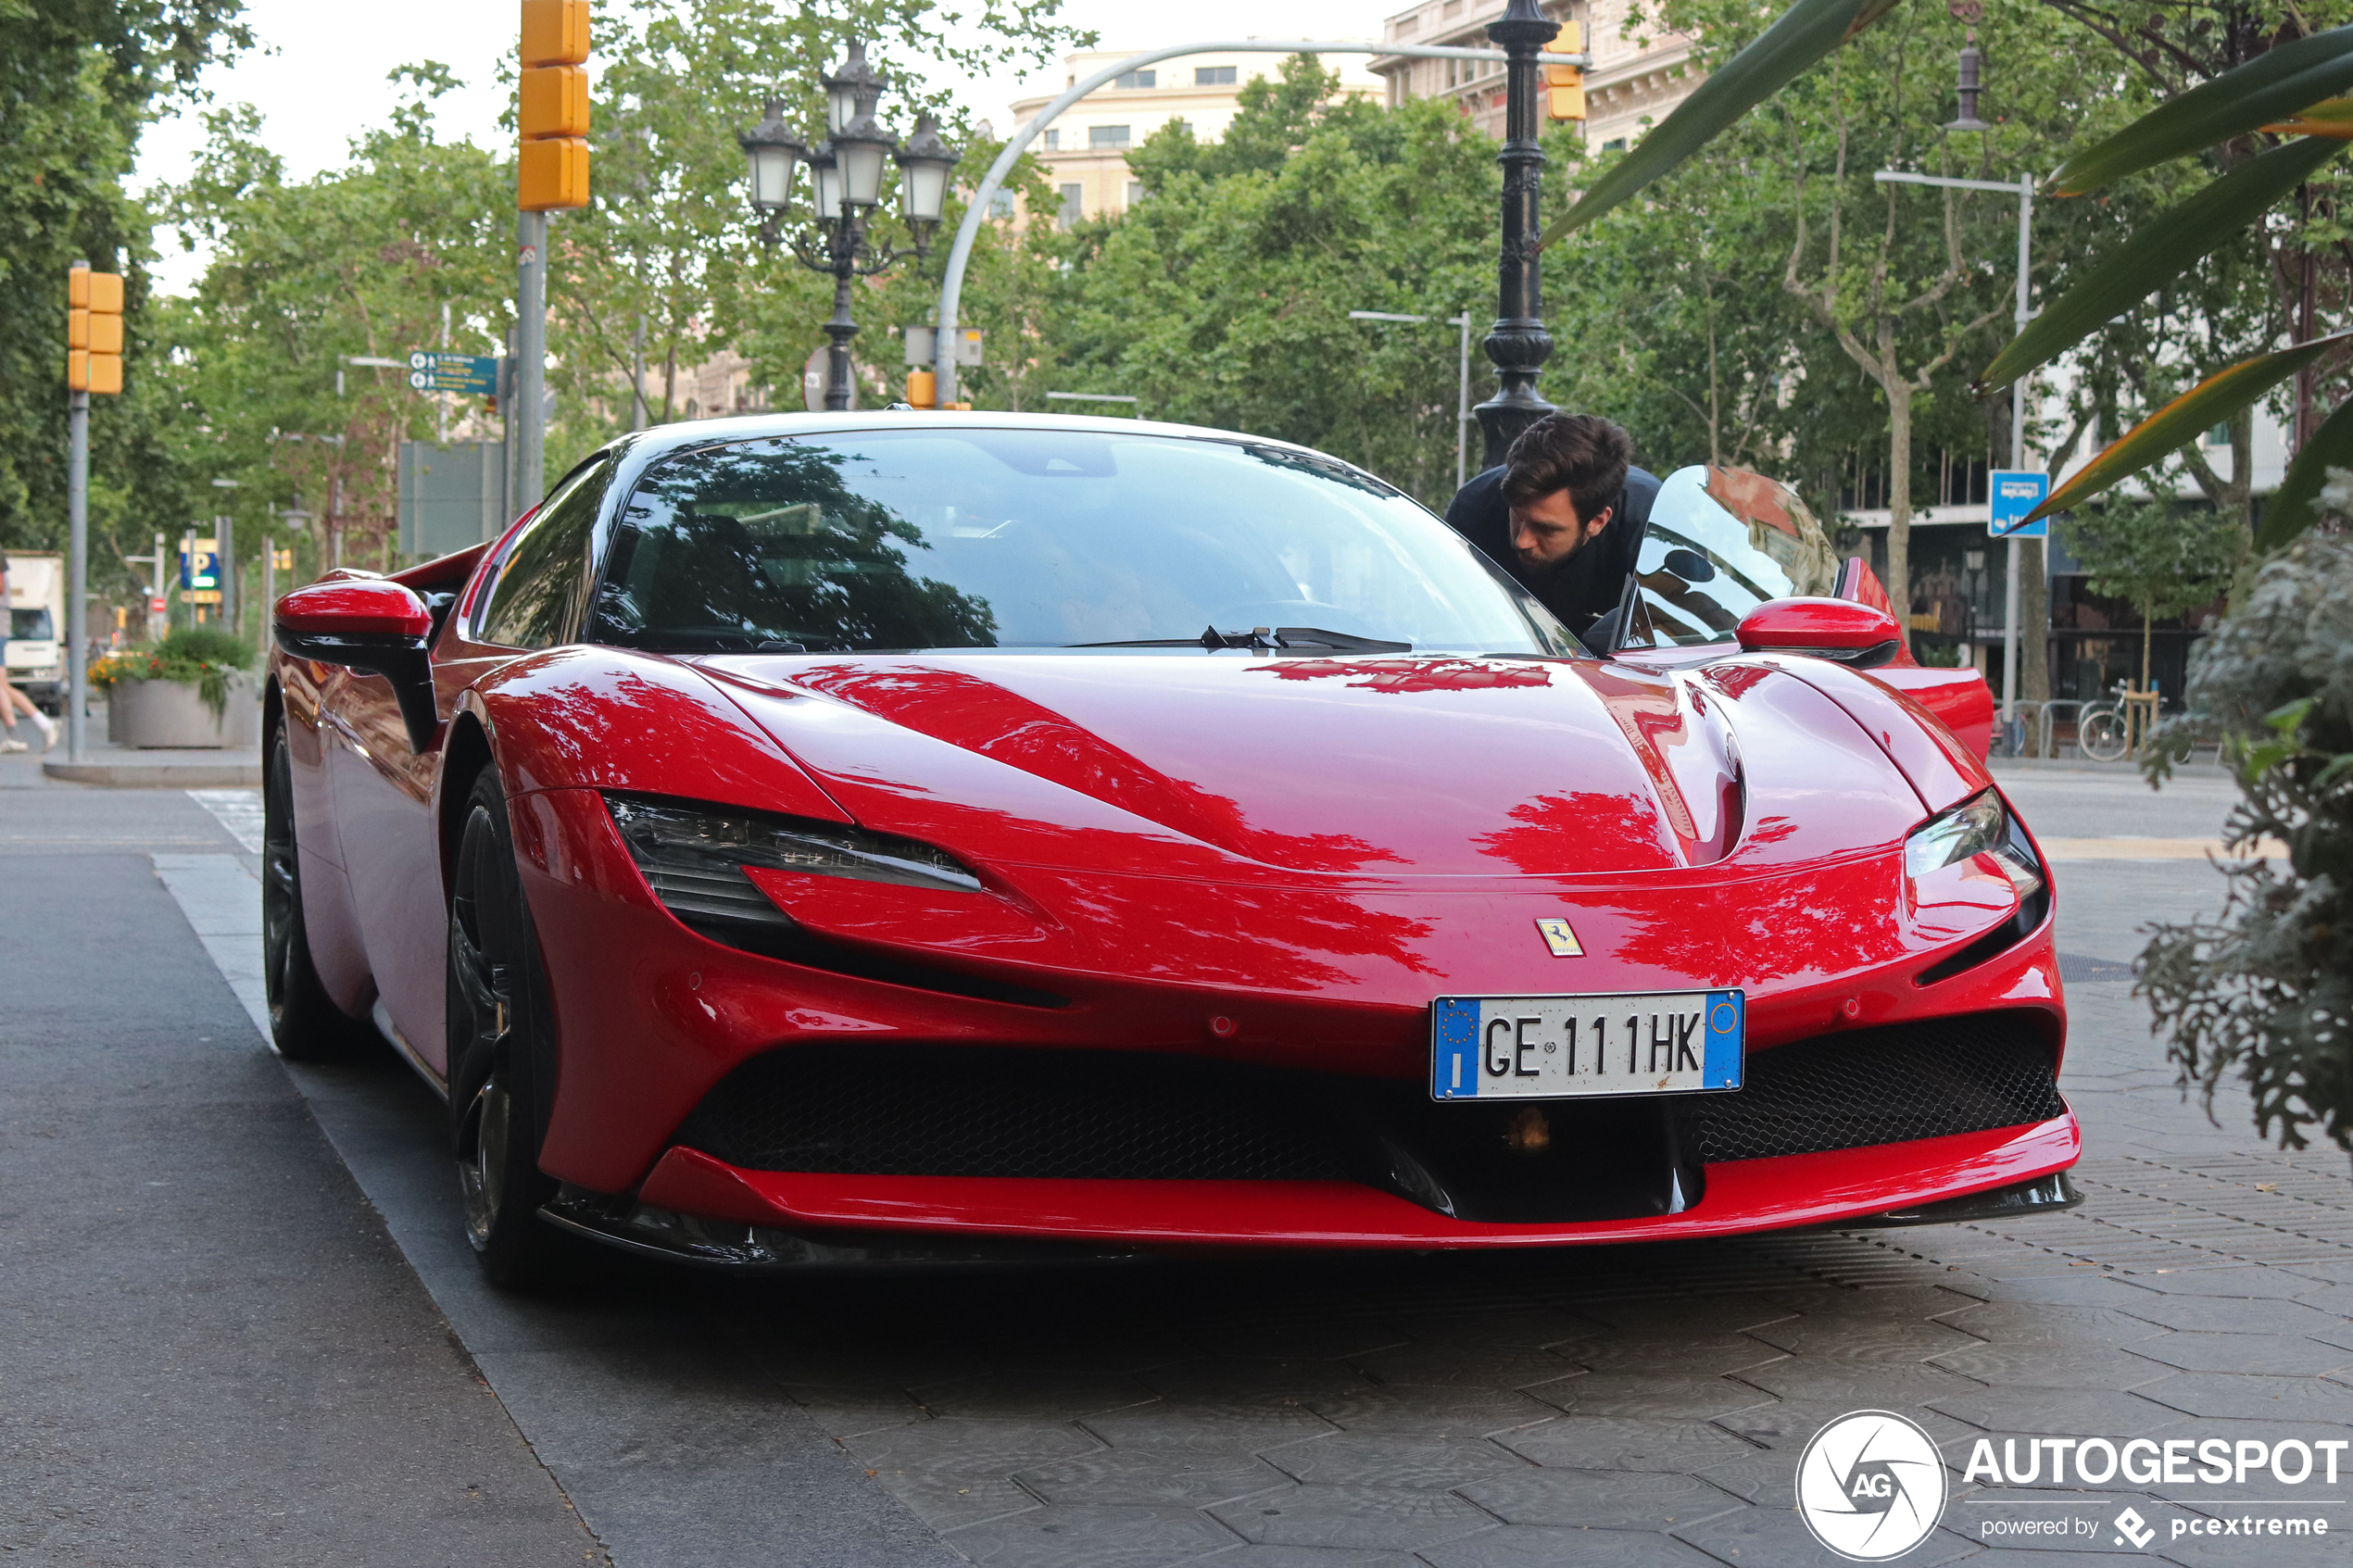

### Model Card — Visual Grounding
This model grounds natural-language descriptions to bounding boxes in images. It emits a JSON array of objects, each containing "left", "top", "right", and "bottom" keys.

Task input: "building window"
[
  {"left": 1126, "top": 180, "right": 1143, "bottom": 207},
  {"left": 1442, "top": 0, "right": 1462, "bottom": 12},
  {"left": 1603, "top": 136, "right": 1627, "bottom": 151},
  {"left": 1392, "top": 15, "right": 1417, "bottom": 33},
  {"left": 1195, "top": 65, "right": 1236, "bottom": 85},
  {"left": 988, "top": 190, "right": 1015, "bottom": 218},
  {"left": 2206, "top": 422, "right": 2231, "bottom": 445},
  {"left": 1088, "top": 124, "right": 1130, "bottom": 147},
  {"left": 1058, "top": 182, "right": 1083, "bottom": 228},
  {"left": 1043, "top": 128, "right": 1060, "bottom": 150},
  {"left": 1114, "top": 69, "right": 1155, "bottom": 89}
]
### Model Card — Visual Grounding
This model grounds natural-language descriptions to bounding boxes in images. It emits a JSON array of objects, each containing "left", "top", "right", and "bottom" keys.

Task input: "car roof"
[{"left": 600, "top": 408, "right": 1351, "bottom": 470}]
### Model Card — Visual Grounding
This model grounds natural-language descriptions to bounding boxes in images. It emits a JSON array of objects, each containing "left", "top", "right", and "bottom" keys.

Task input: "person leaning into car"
[{"left": 1443, "top": 411, "right": 1659, "bottom": 656}]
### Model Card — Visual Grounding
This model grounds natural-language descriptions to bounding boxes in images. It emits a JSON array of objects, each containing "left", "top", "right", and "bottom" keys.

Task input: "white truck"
[{"left": 4, "top": 552, "right": 65, "bottom": 713}]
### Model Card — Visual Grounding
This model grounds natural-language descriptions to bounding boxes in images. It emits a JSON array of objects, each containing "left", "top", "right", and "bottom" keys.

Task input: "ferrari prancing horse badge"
[{"left": 1535, "top": 918, "right": 1584, "bottom": 958}]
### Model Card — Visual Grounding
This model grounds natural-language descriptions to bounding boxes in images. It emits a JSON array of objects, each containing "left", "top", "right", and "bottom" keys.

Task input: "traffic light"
[
  {"left": 1546, "top": 22, "right": 1587, "bottom": 122},
  {"left": 67, "top": 262, "right": 125, "bottom": 395},
  {"left": 519, "top": 0, "right": 591, "bottom": 210}
]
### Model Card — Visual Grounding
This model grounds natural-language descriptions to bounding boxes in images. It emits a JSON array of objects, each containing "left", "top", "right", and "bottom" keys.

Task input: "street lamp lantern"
[
  {"left": 823, "top": 40, "right": 885, "bottom": 133},
  {"left": 737, "top": 97, "right": 806, "bottom": 210},
  {"left": 897, "top": 114, "right": 956, "bottom": 246},
  {"left": 1945, "top": 0, "right": 1992, "bottom": 132},
  {"left": 736, "top": 39, "right": 957, "bottom": 411},
  {"left": 808, "top": 142, "right": 843, "bottom": 220},
  {"left": 833, "top": 114, "right": 894, "bottom": 207}
]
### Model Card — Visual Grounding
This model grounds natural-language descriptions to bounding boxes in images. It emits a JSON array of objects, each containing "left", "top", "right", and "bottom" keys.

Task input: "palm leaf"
[
  {"left": 2258, "top": 394, "right": 2353, "bottom": 546},
  {"left": 2049, "top": 26, "right": 2353, "bottom": 194},
  {"left": 2025, "top": 331, "right": 2353, "bottom": 521},
  {"left": 1982, "top": 136, "right": 2343, "bottom": 391},
  {"left": 1534, "top": 0, "right": 1897, "bottom": 249},
  {"left": 2262, "top": 94, "right": 2353, "bottom": 137}
]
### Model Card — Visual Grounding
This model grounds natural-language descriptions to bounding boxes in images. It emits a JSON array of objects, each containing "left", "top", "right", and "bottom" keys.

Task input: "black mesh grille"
[
  {"left": 672, "top": 1012, "right": 2064, "bottom": 1187},
  {"left": 673, "top": 1046, "right": 1355, "bottom": 1180},
  {"left": 1684, "top": 1011, "right": 2064, "bottom": 1163}
]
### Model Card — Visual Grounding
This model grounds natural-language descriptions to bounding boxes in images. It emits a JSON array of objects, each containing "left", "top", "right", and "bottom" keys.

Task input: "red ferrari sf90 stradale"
[{"left": 263, "top": 413, "right": 2072, "bottom": 1286}]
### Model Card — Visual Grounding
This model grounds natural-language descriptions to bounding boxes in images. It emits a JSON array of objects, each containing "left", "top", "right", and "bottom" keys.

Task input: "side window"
[{"left": 478, "top": 458, "right": 612, "bottom": 648}]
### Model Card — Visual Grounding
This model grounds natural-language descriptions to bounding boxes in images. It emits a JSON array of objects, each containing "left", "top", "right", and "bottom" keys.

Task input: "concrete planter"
[{"left": 108, "top": 672, "right": 261, "bottom": 750}]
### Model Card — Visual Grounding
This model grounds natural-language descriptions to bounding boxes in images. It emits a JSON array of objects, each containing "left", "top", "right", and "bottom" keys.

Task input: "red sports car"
[{"left": 264, "top": 413, "right": 2072, "bottom": 1286}]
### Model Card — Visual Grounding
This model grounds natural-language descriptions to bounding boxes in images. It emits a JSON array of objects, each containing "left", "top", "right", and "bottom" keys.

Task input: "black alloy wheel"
[
  {"left": 263, "top": 722, "right": 371, "bottom": 1060},
  {"left": 447, "top": 765, "right": 567, "bottom": 1288}
]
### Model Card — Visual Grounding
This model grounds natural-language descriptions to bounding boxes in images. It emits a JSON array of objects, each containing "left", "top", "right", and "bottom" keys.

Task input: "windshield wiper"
[{"left": 1066, "top": 625, "right": 1413, "bottom": 654}]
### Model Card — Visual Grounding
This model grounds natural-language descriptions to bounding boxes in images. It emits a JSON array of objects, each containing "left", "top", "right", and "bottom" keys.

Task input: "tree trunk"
[
  {"left": 1884, "top": 371, "right": 1914, "bottom": 655},
  {"left": 2020, "top": 537, "right": 2050, "bottom": 703}
]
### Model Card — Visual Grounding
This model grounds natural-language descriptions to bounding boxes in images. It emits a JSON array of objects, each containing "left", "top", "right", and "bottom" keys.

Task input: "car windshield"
[
  {"left": 1618, "top": 466, "right": 1843, "bottom": 649},
  {"left": 10, "top": 608, "right": 53, "bottom": 641},
  {"left": 587, "top": 427, "right": 1573, "bottom": 655}
]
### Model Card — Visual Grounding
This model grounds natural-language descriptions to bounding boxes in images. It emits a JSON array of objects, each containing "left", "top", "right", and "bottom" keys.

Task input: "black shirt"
[{"left": 1442, "top": 463, "right": 1659, "bottom": 646}]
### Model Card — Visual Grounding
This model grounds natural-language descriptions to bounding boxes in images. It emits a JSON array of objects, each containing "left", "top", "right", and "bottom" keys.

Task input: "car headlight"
[
  {"left": 1904, "top": 788, "right": 2043, "bottom": 899},
  {"left": 605, "top": 793, "right": 983, "bottom": 932}
]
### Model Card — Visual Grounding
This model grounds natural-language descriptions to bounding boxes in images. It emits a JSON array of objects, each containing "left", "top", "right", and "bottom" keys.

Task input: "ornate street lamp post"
[
  {"left": 736, "top": 42, "right": 957, "bottom": 411},
  {"left": 1474, "top": 0, "right": 1563, "bottom": 470}
]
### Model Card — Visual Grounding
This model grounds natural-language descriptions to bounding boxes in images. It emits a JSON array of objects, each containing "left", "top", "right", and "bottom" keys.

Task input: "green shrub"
[
  {"left": 157, "top": 625, "right": 257, "bottom": 670},
  {"left": 2141, "top": 528, "right": 2353, "bottom": 1154},
  {"left": 89, "top": 624, "right": 258, "bottom": 721}
]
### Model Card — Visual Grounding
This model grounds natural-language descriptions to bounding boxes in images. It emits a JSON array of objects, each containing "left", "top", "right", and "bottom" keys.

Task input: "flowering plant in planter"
[{"left": 90, "top": 626, "right": 257, "bottom": 721}]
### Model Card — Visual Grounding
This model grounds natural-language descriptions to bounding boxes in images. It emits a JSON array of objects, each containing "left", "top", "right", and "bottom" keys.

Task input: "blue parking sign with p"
[{"left": 1989, "top": 470, "right": 2049, "bottom": 538}]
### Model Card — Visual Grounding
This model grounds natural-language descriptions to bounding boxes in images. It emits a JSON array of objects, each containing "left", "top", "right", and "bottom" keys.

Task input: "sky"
[{"left": 132, "top": 0, "right": 1390, "bottom": 295}]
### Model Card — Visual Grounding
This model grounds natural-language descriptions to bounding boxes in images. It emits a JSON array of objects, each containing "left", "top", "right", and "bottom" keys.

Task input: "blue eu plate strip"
[
  {"left": 1704, "top": 990, "right": 1743, "bottom": 1088},
  {"left": 1433, "top": 997, "right": 1481, "bottom": 1099}
]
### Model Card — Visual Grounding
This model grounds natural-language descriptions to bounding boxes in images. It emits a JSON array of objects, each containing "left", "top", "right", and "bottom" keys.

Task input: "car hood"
[{"left": 693, "top": 652, "right": 1852, "bottom": 878}]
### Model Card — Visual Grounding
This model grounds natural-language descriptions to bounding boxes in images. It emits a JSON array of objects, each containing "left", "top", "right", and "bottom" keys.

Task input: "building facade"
[
  {"left": 1005, "top": 48, "right": 1382, "bottom": 225},
  {"left": 1369, "top": 0, "right": 1699, "bottom": 152}
]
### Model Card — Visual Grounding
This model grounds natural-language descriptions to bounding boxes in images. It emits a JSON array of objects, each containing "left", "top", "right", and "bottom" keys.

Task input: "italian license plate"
[{"left": 1430, "top": 990, "right": 1744, "bottom": 1101}]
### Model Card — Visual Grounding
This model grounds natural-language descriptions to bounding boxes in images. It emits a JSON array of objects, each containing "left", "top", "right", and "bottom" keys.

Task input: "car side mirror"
[
  {"left": 274, "top": 580, "right": 439, "bottom": 751},
  {"left": 1736, "top": 596, "right": 1904, "bottom": 669}
]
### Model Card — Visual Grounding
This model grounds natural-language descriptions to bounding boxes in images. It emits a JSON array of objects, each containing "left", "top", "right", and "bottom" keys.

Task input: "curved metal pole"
[{"left": 934, "top": 38, "right": 1589, "bottom": 404}]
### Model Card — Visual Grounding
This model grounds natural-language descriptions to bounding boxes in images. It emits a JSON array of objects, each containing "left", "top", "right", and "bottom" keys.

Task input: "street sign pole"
[
  {"left": 65, "top": 388, "right": 87, "bottom": 763},
  {"left": 516, "top": 211, "right": 547, "bottom": 511}
]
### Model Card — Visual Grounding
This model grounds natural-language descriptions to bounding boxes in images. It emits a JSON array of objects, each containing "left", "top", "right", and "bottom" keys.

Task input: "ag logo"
[{"left": 1795, "top": 1410, "right": 1948, "bottom": 1561}]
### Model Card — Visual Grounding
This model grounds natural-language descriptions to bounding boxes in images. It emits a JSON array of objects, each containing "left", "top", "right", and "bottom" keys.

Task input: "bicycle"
[{"left": 2076, "top": 680, "right": 2137, "bottom": 762}]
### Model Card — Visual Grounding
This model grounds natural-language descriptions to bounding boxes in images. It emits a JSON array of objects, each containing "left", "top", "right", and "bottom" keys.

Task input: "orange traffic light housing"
[
  {"left": 518, "top": 0, "right": 591, "bottom": 209},
  {"left": 1545, "top": 24, "right": 1587, "bottom": 121},
  {"left": 67, "top": 263, "right": 124, "bottom": 395}
]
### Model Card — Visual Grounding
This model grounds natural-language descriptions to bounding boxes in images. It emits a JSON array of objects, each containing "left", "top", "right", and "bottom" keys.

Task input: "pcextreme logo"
[{"left": 1796, "top": 1411, "right": 1950, "bottom": 1561}]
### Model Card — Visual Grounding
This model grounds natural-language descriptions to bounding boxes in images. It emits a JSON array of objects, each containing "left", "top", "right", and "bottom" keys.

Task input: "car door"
[{"left": 333, "top": 456, "right": 614, "bottom": 1077}]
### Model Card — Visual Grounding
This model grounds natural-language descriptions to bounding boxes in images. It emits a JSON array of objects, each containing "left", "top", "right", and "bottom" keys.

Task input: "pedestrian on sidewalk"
[
  {"left": 1441, "top": 411, "right": 1659, "bottom": 656},
  {"left": 0, "top": 558, "right": 59, "bottom": 753}
]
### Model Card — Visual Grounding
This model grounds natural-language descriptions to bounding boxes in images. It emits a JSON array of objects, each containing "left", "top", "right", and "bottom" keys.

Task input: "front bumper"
[{"left": 508, "top": 784, "right": 2072, "bottom": 1248}]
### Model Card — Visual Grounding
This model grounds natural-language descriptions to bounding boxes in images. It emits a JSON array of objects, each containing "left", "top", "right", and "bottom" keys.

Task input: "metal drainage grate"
[{"left": 1685, "top": 1011, "right": 2065, "bottom": 1163}]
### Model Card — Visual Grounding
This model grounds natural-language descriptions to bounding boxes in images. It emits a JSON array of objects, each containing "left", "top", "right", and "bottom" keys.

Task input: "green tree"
[{"left": 2055, "top": 495, "right": 2241, "bottom": 689}]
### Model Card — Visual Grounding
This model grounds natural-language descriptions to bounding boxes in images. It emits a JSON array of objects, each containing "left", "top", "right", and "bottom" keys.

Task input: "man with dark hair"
[{"left": 1442, "top": 411, "right": 1659, "bottom": 653}]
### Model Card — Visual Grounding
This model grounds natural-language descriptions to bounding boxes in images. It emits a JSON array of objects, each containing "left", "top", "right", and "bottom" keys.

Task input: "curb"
[{"left": 43, "top": 759, "right": 263, "bottom": 787}]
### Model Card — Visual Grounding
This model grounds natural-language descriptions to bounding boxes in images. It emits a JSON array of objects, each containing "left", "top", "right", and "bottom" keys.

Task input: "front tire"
[
  {"left": 263, "top": 722, "right": 372, "bottom": 1060},
  {"left": 447, "top": 766, "right": 567, "bottom": 1288}
]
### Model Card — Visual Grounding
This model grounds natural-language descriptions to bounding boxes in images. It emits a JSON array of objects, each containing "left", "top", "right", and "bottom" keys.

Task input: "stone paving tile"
[
  {"left": 943, "top": 1503, "right": 1239, "bottom": 1567},
  {"left": 775, "top": 1381, "right": 931, "bottom": 1437},
  {"left": 1423, "top": 1523, "right": 1730, "bottom": 1566},
  {"left": 1929, "top": 1388, "right": 2187, "bottom": 1436},
  {"left": 844, "top": 1416, "right": 1101, "bottom": 1472},
  {"left": 2108, "top": 1294, "right": 2353, "bottom": 1336},
  {"left": 911, "top": 1372, "right": 1163, "bottom": 1420},
  {"left": 1678, "top": 1504, "right": 1984, "bottom": 1565},
  {"left": 1300, "top": 1384, "right": 1561, "bottom": 1436},
  {"left": 2135, "top": 1370, "right": 2353, "bottom": 1421},
  {"left": 2120, "top": 1267, "right": 2322, "bottom": 1298},
  {"left": 1494, "top": 1416, "right": 1759, "bottom": 1472},
  {"left": 1348, "top": 1344, "right": 1587, "bottom": 1390},
  {"left": 1738, "top": 1359, "right": 1986, "bottom": 1407},
  {"left": 1014, "top": 1448, "right": 1295, "bottom": 1507},
  {"left": 1452, "top": 1465, "right": 1745, "bottom": 1529},
  {"left": 1543, "top": 1338, "right": 1789, "bottom": 1377},
  {"left": 1743, "top": 1315, "right": 1985, "bottom": 1364},
  {"left": 867, "top": 1468, "right": 1046, "bottom": 1532},
  {"left": 1140, "top": 1358, "right": 1378, "bottom": 1411},
  {"left": 1931, "top": 1302, "right": 2175, "bottom": 1348},
  {"left": 1716, "top": 1398, "right": 1981, "bottom": 1455},
  {"left": 1188, "top": 1323, "right": 1414, "bottom": 1361},
  {"left": 1529, "top": 1371, "right": 1780, "bottom": 1421},
  {"left": 1184, "top": 1546, "right": 1428, "bottom": 1568},
  {"left": 1257, "top": 1433, "right": 1532, "bottom": 1489},
  {"left": 1082, "top": 1404, "right": 1339, "bottom": 1453},
  {"left": 1929, "top": 1344, "right": 2178, "bottom": 1390},
  {"left": 2131, "top": 1331, "right": 2353, "bottom": 1375},
  {"left": 1380, "top": 1306, "right": 1608, "bottom": 1348},
  {"left": 1205, "top": 1483, "right": 1495, "bottom": 1550}
]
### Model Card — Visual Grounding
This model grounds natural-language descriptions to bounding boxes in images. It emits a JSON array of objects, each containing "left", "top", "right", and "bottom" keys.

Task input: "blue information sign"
[
  {"left": 1989, "top": 469, "right": 2050, "bottom": 538},
  {"left": 406, "top": 351, "right": 502, "bottom": 396},
  {"left": 179, "top": 543, "right": 219, "bottom": 590}
]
